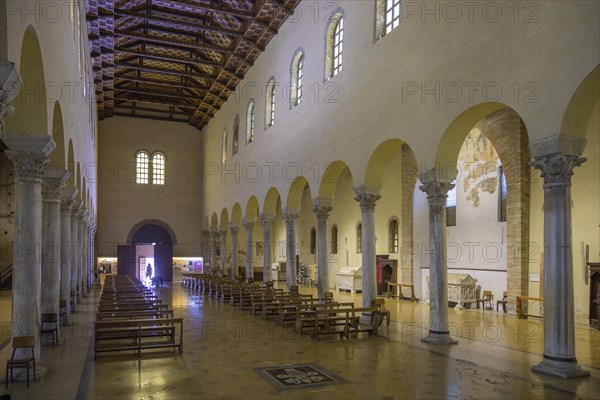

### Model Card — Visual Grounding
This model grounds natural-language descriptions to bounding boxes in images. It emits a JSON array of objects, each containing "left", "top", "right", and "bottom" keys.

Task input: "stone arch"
[
  {"left": 219, "top": 208, "right": 229, "bottom": 230},
  {"left": 6, "top": 26, "right": 47, "bottom": 136},
  {"left": 286, "top": 176, "right": 310, "bottom": 210},
  {"left": 67, "top": 139, "right": 75, "bottom": 186},
  {"left": 561, "top": 64, "right": 600, "bottom": 139},
  {"left": 126, "top": 219, "right": 178, "bottom": 245},
  {"left": 263, "top": 187, "right": 281, "bottom": 216},
  {"left": 436, "top": 105, "right": 531, "bottom": 312},
  {"left": 245, "top": 196, "right": 260, "bottom": 222},
  {"left": 48, "top": 101, "right": 66, "bottom": 172},
  {"left": 210, "top": 213, "right": 219, "bottom": 230},
  {"left": 318, "top": 160, "right": 352, "bottom": 201}
]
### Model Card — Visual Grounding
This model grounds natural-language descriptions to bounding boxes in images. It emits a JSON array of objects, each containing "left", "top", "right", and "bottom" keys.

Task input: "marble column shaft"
[
  {"left": 70, "top": 202, "right": 81, "bottom": 302},
  {"left": 41, "top": 170, "right": 68, "bottom": 319},
  {"left": 79, "top": 213, "right": 88, "bottom": 296},
  {"left": 229, "top": 225, "right": 240, "bottom": 279},
  {"left": 219, "top": 230, "right": 227, "bottom": 277},
  {"left": 419, "top": 179, "right": 457, "bottom": 345},
  {"left": 354, "top": 187, "right": 380, "bottom": 311},
  {"left": 243, "top": 219, "right": 254, "bottom": 281},
  {"left": 60, "top": 188, "right": 76, "bottom": 314},
  {"left": 3, "top": 132, "right": 54, "bottom": 363},
  {"left": 282, "top": 208, "right": 299, "bottom": 291},
  {"left": 530, "top": 139, "right": 589, "bottom": 379},
  {"left": 209, "top": 229, "right": 218, "bottom": 274},
  {"left": 259, "top": 214, "right": 275, "bottom": 282},
  {"left": 313, "top": 199, "right": 333, "bottom": 299}
]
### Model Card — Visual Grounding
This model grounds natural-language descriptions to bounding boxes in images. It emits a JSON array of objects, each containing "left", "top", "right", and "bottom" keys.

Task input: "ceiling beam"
[
  {"left": 114, "top": 62, "right": 213, "bottom": 81},
  {"left": 114, "top": 111, "right": 190, "bottom": 124},
  {"left": 115, "top": 29, "right": 234, "bottom": 55},
  {"left": 114, "top": 104, "right": 191, "bottom": 116},
  {"left": 114, "top": 74, "right": 206, "bottom": 91},
  {"left": 115, "top": 86, "right": 201, "bottom": 102},
  {"left": 115, "top": 97, "right": 198, "bottom": 110}
]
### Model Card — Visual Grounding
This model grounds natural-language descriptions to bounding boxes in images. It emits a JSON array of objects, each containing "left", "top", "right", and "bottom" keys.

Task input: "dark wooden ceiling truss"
[{"left": 85, "top": 0, "right": 300, "bottom": 129}]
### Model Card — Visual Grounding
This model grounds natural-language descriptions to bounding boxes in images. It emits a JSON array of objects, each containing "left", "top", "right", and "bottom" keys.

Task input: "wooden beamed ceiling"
[{"left": 85, "top": 0, "right": 300, "bottom": 129}]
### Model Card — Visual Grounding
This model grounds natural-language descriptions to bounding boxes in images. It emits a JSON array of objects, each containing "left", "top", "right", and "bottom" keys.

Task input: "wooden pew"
[{"left": 310, "top": 307, "right": 381, "bottom": 340}]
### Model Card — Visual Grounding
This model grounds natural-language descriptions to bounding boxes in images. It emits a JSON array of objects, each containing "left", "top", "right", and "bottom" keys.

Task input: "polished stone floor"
[{"left": 0, "top": 273, "right": 599, "bottom": 400}]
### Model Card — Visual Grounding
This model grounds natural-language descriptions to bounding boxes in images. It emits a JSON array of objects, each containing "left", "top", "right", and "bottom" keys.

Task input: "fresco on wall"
[{"left": 458, "top": 129, "right": 500, "bottom": 207}]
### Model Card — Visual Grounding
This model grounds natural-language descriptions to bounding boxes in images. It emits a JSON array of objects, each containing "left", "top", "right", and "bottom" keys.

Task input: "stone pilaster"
[
  {"left": 418, "top": 171, "right": 457, "bottom": 345},
  {"left": 41, "top": 169, "right": 68, "bottom": 325},
  {"left": 243, "top": 219, "right": 255, "bottom": 282},
  {"left": 312, "top": 198, "right": 333, "bottom": 299},
  {"left": 60, "top": 187, "right": 77, "bottom": 314},
  {"left": 259, "top": 214, "right": 275, "bottom": 282},
  {"left": 2, "top": 132, "right": 54, "bottom": 373},
  {"left": 282, "top": 208, "right": 299, "bottom": 291},
  {"left": 353, "top": 186, "right": 381, "bottom": 313},
  {"left": 229, "top": 224, "right": 240, "bottom": 279},
  {"left": 530, "top": 135, "right": 589, "bottom": 379},
  {"left": 219, "top": 229, "right": 227, "bottom": 277}
]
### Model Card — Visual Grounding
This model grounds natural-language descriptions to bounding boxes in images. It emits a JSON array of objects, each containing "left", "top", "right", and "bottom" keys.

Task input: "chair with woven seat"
[
  {"left": 5, "top": 336, "right": 36, "bottom": 388},
  {"left": 41, "top": 313, "right": 58, "bottom": 347}
]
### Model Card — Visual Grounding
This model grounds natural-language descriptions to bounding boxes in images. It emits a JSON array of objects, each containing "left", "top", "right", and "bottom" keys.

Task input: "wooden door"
[{"left": 117, "top": 244, "right": 136, "bottom": 277}]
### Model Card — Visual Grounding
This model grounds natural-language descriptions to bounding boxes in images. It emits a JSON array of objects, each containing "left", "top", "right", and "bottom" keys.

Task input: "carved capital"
[
  {"left": 229, "top": 224, "right": 240, "bottom": 235},
  {"left": 530, "top": 154, "right": 586, "bottom": 188},
  {"left": 259, "top": 213, "right": 275, "bottom": 229},
  {"left": 61, "top": 187, "right": 78, "bottom": 214},
  {"left": 353, "top": 186, "right": 381, "bottom": 212},
  {"left": 42, "top": 169, "right": 68, "bottom": 202},
  {"left": 5, "top": 150, "right": 49, "bottom": 183},
  {"left": 209, "top": 228, "right": 219, "bottom": 241},
  {"left": 419, "top": 181, "right": 454, "bottom": 207},
  {"left": 242, "top": 218, "right": 255, "bottom": 233},
  {"left": 282, "top": 208, "right": 299, "bottom": 225},
  {"left": 312, "top": 198, "right": 333, "bottom": 221},
  {"left": 219, "top": 229, "right": 227, "bottom": 240},
  {"left": 71, "top": 201, "right": 82, "bottom": 218}
]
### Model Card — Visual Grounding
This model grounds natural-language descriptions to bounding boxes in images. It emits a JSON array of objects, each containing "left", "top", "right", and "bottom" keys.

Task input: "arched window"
[
  {"left": 498, "top": 166, "right": 507, "bottom": 222},
  {"left": 356, "top": 222, "right": 362, "bottom": 254},
  {"left": 222, "top": 130, "right": 227, "bottom": 164},
  {"left": 246, "top": 101, "right": 255, "bottom": 144},
  {"left": 325, "top": 12, "right": 344, "bottom": 80},
  {"left": 375, "top": 0, "right": 401, "bottom": 39},
  {"left": 290, "top": 49, "right": 304, "bottom": 108},
  {"left": 446, "top": 180, "right": 457, "bottom": 227},
  {"left": 152, "top": 153, "right": 165, "bottom": 185},
  {"left": 265, "top": 77, "right": 276, "bottom": 128},
  {"left": 331, "top": 225, "right": 338, "bottom": 254},
  {"left": 310, "top": 228, "right": 316, "bottom": 254},
  {"left": 232, "top": 115, "right": 240, "bottom": 156},
  {"left": 388, "top": 218, "right": 399, "bottom": 253},
  {"left": 136, "top": 151, "right": 149, "bottom": 184}
]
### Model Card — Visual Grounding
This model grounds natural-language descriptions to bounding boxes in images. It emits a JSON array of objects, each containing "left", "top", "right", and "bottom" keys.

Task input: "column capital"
[
  {"left": 281, "top": 208, "right": 299, "bottom": 224},
  {"left": 530, "top": 154, "right": 586, "bottom": 188},
  {"left": 5, "top": 150, "right": 49, "bottom": 183},
  {"left": 242, "top": 218, "right": 255, "bottom": 232},
  {"left": 219, "top": 229, "right": 227, "bottom": 239},
  {"left": 0, "top": 60, "right": 22, "bottom": 132},
  {"left": 259, "top": 213, "right": 275, "bottom": 228},
  {"left": 42, "top": 168, "right": 68, "bottom": 203},
  {"left": 312, "top": 198, "right": 333, "bottom": 221},
  {"left": 71, "top": 200, "right": 82, "bottom": 218},
  {"left": 419, "top": 180, "right": 454, "bottom": 206},
  {"left": 61, "top": 187, "right": 78, "bottom": 213},
  {"left": 353, "top": 186, "right": 381, "bottom": 211},
  {"left": 229, "top": 224, "right": 240, "bottom": 235}
]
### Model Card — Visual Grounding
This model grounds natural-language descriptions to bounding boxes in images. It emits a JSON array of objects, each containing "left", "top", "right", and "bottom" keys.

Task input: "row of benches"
[
  {"left": 182, "top": 273, "right": 389, "bottom": 340},
  {"left": 94, "top": 275, "right": 183, "bottom": 359}
]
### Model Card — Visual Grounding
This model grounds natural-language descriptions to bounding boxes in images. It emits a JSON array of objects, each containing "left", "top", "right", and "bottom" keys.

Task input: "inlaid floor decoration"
[{"left": 253, "top": 363, "right": 349, "bottom": 391}]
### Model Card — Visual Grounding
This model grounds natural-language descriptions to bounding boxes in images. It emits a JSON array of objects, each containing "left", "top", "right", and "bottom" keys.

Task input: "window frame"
[
  {"left": 498, "top": 165, "right": 508, "bottom": 222},
  {"left": 388, "top": 217, "right": 399, "bottom": 253},
  {"left": 324, "top": 10, "right": 345, "bottom": 81},
  {"left": 246, "top": 100, "right": 255, "bottom": 144},
  {"left": 331, "top": 224, "right": 338, "bottom": 255},
  {"left": 135, "top": 151, "right": 149, "bottom": 185},
  {"left": 152, "top": 152, "right": 166, "bottom": 185},
  {"left": 446, "top": 180, "right": 457, "bottom": 227},
  {"left": 265, "top": 77, "right": 276, "bottom": 128}
]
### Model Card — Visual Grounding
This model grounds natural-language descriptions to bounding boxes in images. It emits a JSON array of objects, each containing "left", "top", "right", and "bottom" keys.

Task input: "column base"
[
  {"left": 421, "top": 331, "right": 458, "bottom": 345},
  {"left": 532, "top": 357, "right": 590, "bottom": 379}
]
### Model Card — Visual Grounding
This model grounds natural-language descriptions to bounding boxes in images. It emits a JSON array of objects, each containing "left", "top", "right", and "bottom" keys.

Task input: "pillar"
[
  {"left": 243, "top": 218, "right": 255, "bottom": 282},
  {"left": 530, "top": 135, "right": 589, "bottom": 379},
  {"left": 2, "top": 132, "right": 54, "bottom": 371},
  {"left": 41, "top": 168, "right": 68, "bottom": 323},
  {"left": 259, "top": 213, "right": 274, "bottom": 282},
  {"left": 353, "top": 186, "right": 381, "bottom": 312},
  {"left": 313, "top": 198, "right": 333, "bottom": 299},
  {"left": 79, "top": 211, "right": 89, "bottom": 296},
  {"left": 229, "top": 224, "right": 240, "bottom": 279},
  {"left": 219, "top": 229, "right": 227, "bottom": 277},
  {"left": 209, "top": 229, "right": 218, "bottom": 274},
  {"left": 71, "top": 201, "right": 81, "bottom": 305},
  {"left": 89, "top": 223, "right": 96, "bottom": 288},
  {"left": 60, "top": 187, "right": 77, "bottom": 314},
  {"left": 282, "top": 208, "right": 299, "bottom": 291},
  {"left": 418, "top": 170, "right": 457, "bottom": 345}
]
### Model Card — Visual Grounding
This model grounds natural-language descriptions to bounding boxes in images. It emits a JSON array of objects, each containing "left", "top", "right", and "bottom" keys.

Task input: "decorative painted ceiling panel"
[{"left": 85, "top": 0, "right": 300, "bottom": 129}]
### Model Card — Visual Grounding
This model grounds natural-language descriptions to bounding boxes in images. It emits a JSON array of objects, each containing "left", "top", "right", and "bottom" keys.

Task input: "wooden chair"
[
  {"left": 59, "top": 300, "right": 68, "bottom": 326},
  {"left": 496, "top": 291, "right": 508, "bottom": 313},
  {"left": 41, "top": 313, "right": 59, "bottom": 347},
  {"left": 477, "top": 290, "right": 494, "bottom": 310},
  {"left": 371, "top": 298, "right": 391, "bottom": 327},
  {"left": 5, "top": 336, "right": 36, "bottom": 388}
]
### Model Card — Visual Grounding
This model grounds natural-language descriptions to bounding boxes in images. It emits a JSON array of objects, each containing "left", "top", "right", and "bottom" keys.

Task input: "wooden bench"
[
  {"left": 310, "top": 307, "right": 381, "bottom": 340},
  {"left": 261, "top": 294, "right": 313, "bottom": 320},
  {"left": 96, "top": 309, "right": 174, "bottom": 321},
  {"left": 293, "top": 302, "right": 356, "bottom": 332},
  {"left": 517, "top": 296, "right": 543, "bottom": 319},
  {"left": 386, "top": 282, "right": 417, "bottom": 302},
  {"left": 94, "top": 318, "right": 183, "bottom": 359}
]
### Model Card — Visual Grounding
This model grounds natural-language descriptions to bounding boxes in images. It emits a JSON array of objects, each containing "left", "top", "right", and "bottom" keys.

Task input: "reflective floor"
[{"left": 0, "top": 272, "right": 599, "bottom": 400}]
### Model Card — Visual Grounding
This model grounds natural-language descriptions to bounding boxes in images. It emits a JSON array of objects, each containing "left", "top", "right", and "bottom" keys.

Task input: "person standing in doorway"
[{"left": 146, "top": 263, "right": 153, "bottom": 282}]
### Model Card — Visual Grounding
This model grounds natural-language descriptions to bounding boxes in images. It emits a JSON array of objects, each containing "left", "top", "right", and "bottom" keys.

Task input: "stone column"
[
  {"left": 219, "top": 229, "right": 227, "bottom": 277},
  {"left": 41, "top": 169, "right": 68, "bottom": 323},
  {"left": 209, "top": 229, "right": 218, "bottom": 274},
  {"left": 530, "top": 135, "right": 589, "bottom": 379},
  {"left": 88, "top": 223, "right": 96, "bottom": 288},
  {"left": 70, "top": 201, "right": 81, "bottom": 305},
  {"left": 259, "top": 214, "right": 275, "bottom": 282},
  {"left": 77, "top": 209, "right": 88, "bottom": 300},
  {"left": 80, "top": 212, "right": 90, "bottom": 296},
  {"left": 60, "top": 187, "right": 77, "bottom": 314},
  {"left": 353, "top": 186, "right": 381, "bottom": 312},
  {"left": 2, "top": 132, "right": 54, "bottom": 371},
  {"left": 243, "top": 218, "right": 255, "bottom": 282},
  {"left": 229, "top": 224, "right": 240, "bottom": 279},
  {"left": 282, "top": 208, "right": 299, "bottom": 291},
  {"left": 418, "top": 171, "right": 457, "bottom": 345},
  {"left": 313, "top": 198, "right": 333, "bottom": 299}
]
